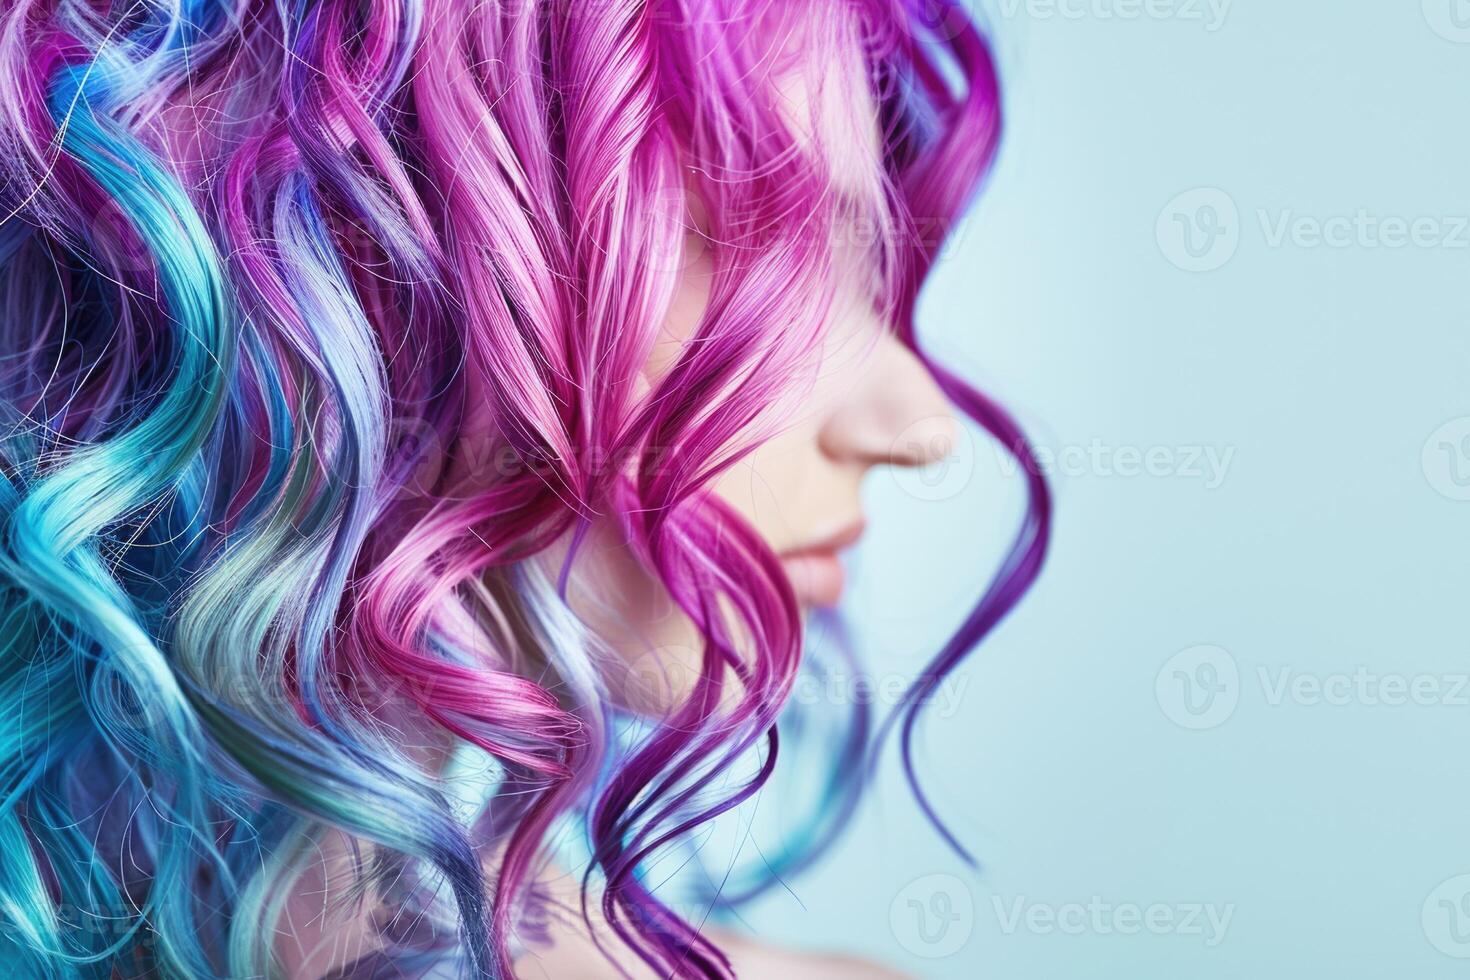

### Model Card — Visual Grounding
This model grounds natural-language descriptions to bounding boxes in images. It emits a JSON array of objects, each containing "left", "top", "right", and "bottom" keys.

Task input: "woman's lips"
[{"left": 778, "top": 520, "right": 866, "bottom": 607}]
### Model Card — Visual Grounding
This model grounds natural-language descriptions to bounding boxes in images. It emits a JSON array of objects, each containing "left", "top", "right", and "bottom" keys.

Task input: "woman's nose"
[{"left": 817, "top": 330, "right": 958, "bottom": 470}]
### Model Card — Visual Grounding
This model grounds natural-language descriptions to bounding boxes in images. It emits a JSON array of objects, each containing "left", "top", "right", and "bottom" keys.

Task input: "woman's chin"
[{"left": 781, "top": 553, "right": 847, "bottom": 607}]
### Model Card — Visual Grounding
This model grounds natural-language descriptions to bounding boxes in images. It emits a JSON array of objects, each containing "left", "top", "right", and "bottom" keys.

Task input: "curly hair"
[{"left": 0, "top": 0, "right": 1048, "bottom": 976}]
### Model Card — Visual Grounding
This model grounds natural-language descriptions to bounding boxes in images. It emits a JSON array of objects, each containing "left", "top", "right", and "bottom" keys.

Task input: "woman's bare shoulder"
[
  {"left": 512, "top": 868, "right": 911, "bottom": 980},
  {"left": 516, "top": 937, "right": 911, "bottom": 980},
  {"left": 716, "top": 929, "right": 914, "bottom": 980},
  {"left": 513, "top": 898, "right": 910, "bottom": 980}
]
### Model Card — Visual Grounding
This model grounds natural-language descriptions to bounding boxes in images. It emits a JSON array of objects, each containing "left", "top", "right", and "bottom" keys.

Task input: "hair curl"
[{"left": 0, "top": 0, "right": 1048, "bottom": 976}]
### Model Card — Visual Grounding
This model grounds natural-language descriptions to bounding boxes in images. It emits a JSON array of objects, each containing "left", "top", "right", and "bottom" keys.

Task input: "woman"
[{"left": 0, "top": 0, "right": 1048, "bottom": 977}]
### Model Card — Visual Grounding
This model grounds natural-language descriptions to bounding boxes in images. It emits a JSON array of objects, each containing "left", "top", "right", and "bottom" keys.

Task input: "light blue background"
[{"left": 729, "top": 2, "right": 1470, "bottom": 977}]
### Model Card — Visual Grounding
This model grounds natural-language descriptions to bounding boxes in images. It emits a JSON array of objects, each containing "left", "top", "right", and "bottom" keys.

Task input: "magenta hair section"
[{"left": 0, "top": 1, "right": 1047, "bottom": 978}]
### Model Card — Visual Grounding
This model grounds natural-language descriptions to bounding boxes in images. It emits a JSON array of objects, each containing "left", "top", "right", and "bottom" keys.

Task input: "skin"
[
  {"left": 275, "top": 230, "right": 956, "bottom": 980},
  {"left": 513, "top": 865, "right": 913, "bottom": 980},
  {"left": 510, "top": 232, "right": 956, "bottom": 979},
  {"left": 278, "top": 26, "right": 960, "bottom": 978},
  {"left": 276, "top": 830, "right": 920, "bottom": 979},
  {"left": 560, "top": 224, "right": 957, "bottom": 705},
  {"left": 560, "top": 16, "right": 956, "bottom": 705}
]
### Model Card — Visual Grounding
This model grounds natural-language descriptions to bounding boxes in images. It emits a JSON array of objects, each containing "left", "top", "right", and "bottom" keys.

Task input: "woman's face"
[
  {"left": 554, "top": 204, "right": 958, "bottom": 709},
  {"left": 536, "top": 45, "right": 959, "bottom": 710}
]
